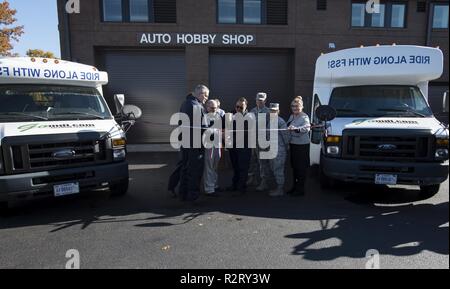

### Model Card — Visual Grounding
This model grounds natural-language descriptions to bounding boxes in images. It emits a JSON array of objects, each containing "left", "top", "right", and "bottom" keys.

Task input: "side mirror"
[
  {"left": 114, "top": 94, "right": 125, "bottom": 115},
  {"left": 122, "top": 104, "right": 142, "bottom": 120},
  {"left": 311, "top": 105, "right": 336, "bottom": 145},
  {"left": 443, "top": 91, "right": 449, "bottom": 113},
  {"left": 315, "top": 105, "right": 337, "bottom": 122}
]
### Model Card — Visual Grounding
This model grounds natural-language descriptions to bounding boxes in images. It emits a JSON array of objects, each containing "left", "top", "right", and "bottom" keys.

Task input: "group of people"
[{"left": 168, "top": 84, "right": 311, "bottom": 202}]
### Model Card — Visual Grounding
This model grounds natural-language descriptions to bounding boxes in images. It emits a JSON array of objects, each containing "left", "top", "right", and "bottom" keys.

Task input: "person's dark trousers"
[
  {"left": 229, "top": 148, "right": 252, "bottom": 192},
  {"left": 168, "top": 148, "right": 188, "bottom": 195},
  {"left": 179, "top": 148, "right": 204, "bottom": 201},
  {"left": 289, "top": 143, "right": 310, "bottom": 195}
]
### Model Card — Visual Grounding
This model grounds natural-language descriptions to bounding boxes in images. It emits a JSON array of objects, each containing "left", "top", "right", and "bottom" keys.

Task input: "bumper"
[
  {"left": 322, "top": 157, "right": 449, "bottom": 186},
  {"left": 0, "top": 162, "right": 129, "bottom": 202}
]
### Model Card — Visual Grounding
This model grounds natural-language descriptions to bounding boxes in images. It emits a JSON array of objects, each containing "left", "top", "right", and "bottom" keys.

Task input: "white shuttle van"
[
  {"left": 0, "top": 57, "right": 141, "bottom": 207},
  {"left": 311, "top": 45, "right": 449, "bottom": 198}
]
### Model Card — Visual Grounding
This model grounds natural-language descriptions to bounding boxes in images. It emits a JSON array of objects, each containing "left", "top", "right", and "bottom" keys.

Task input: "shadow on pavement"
[
  {"left": 286, "top": 201, "right": 449, "bottom": 260},
  {"left": 0, "top": 153, "right": 448, "bottom": 260}
]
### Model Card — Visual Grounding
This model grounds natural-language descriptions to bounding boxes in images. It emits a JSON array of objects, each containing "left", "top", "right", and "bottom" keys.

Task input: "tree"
[
  {"left": 0, "top": 1, "right": 24, "bottom": 56},
  {"left": 26, "top": 49, "right": 57, "bottom": 59}
]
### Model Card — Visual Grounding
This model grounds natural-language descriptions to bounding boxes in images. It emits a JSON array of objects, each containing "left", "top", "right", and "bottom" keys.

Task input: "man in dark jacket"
[
  {"left": 176, "top": 85, "right": 209, "bottom": 202},
  {"left": 167, "top": 94, "right": 191, "bottom": 198}
]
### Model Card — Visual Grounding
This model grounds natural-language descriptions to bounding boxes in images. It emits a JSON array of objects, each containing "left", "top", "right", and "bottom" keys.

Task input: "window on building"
[
  {"left": 351, "top": 1, "right": 407, "bottom": 28},
  {"left": 243, "top": 0, "right": 262, "bottom": 24},
  {"left": 218, "top": 0, "right": 237, "bottom": 23},
  {"left": 130, "top": 0, "right": 149, "bottom": 22},
  {"left": 103, "top": 0, "right": 123, "bottom": 22},
  {"left": 266, "top": 0, "right": 288, "bottom": 25},
  {"left": 102, "top": 0, "right": 176, "bottom": 23},
  {"left": 217, "top": 0, "right": 287, "bottom": 25},
  {"left": 351, "top": 3, "right": 366, "bottom": 27},
  {"left": 433, "top": 4, "right": 449, "bottom": 29},
  {"left": 371, "top": 4, "right": 385, "bottom": 27},
  {"left": 391, "top": 4, "right": 406, "bottom": 27}
]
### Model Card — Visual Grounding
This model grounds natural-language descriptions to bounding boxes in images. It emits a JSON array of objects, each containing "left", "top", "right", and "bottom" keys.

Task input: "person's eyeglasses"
[
  {"left": 209, "top": 107, "right": 218, "bottom": 110},
  {"left": 236, "top": 106, "right": 244, "bottom": 110}
]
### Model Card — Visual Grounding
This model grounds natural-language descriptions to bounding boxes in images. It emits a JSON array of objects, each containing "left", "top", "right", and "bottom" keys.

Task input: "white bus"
[
  {"left": 0, "top": 57, "right": 141, "bottom": 208},
  {"left": 311, "top": 45, "right": 449, "bottom": 198}
]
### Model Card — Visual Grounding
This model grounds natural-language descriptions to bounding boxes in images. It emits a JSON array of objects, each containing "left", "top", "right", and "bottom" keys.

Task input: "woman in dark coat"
[{"left": 227, "top": 97, "right": 252, "bottom": 195}]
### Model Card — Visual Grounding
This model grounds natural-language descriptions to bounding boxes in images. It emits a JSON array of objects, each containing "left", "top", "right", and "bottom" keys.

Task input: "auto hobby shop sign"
[{"left": 139, "top": 33, "right": 256, "bottom": 46}]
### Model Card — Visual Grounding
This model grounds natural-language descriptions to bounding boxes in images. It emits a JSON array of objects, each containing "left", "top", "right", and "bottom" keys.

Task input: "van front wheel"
[
  {"left": 110, "top": 179, "right": 129, "bottom": 197},
  {"left": 419, "top": 184, "right": 440, "bottom": 199}
]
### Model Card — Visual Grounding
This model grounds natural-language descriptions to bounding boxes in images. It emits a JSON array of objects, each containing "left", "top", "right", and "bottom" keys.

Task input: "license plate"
[
  {"left": 54, "top": 183, "right": 80, "bottom": 197},
  {"left": 375, "top": 174, "right": 398, "bottom": 185}
]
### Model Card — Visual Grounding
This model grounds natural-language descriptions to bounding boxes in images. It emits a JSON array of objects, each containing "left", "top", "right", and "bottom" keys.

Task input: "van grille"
[
  {"left": 27, "top": 140, "right": 106, "bottom": 169},
  {"left": 342, "top": 129, "right": 434, "bottom": 162},
  {"left": 1, "top": 133, "right": 111, "bottom": 175}
]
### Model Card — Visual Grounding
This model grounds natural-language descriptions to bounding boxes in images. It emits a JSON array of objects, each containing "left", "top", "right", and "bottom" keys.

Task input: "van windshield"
[
  {"left": 0, "top": 84, "right": 112, "bottom": 122},
  {"left": 329, "top": 85, "right": 433, "bottom": 118}
]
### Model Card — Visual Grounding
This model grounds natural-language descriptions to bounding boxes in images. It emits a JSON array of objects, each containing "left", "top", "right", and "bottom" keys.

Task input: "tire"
[
  {"left": 110, "top": 179, "right": 129, "bottom": 197},
  {"left": 419, "top": 184, "right": 441, "bottom": 199}
]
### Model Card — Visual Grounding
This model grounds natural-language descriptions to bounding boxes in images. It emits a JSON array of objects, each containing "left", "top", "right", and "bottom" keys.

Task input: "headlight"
[
  {"left": 435, "top": 137, "right": 449, "bottom": 161},
  {"left": 112, "top": 138, "right": 126, "bottom": 161},
  {"left": 113, "top": 148, "right": 126, "bottom": 161},
  {"left": 325, "top": 136, "right": 341, "bottom": 157},
  {"left": 435, "top": 149, "right": 449, "bottom": 159},
  {"left": 327, "top": 146, "right": 340, "bottom": 155}
]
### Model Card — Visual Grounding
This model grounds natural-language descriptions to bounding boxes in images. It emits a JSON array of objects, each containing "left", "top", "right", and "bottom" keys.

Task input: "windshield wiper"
[
  {"left": 0, "top": 112, "right": 49, "bottom": 120},
  {"left": 377, "top": 108, "right": 427, "bottom": 118},
  {"left": 51, "top": 112, "right": 105, "bottom": 120}
]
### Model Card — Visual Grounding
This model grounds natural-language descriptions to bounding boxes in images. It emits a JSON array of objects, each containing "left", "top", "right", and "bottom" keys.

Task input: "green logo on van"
[
  {"left": 352, "top": 119, "right": 368, "bottom": 125},
  {"left": 17, "top": 123, "right": 96, "bottom": 132},
  {"left": 18, "top": 123, "right": 49, "bottom": 132}
]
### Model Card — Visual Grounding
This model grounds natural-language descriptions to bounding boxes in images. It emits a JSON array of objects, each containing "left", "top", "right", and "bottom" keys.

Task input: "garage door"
[
  {"left": 209, "top": 50, "right": 294, "bottom": 118},
  {"left": 100, "top": 49, "right": 186, "bottom": 143}
]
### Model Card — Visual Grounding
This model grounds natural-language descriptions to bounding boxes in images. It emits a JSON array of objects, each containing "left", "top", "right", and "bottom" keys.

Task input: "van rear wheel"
[
  {"left": 419, "top": 184, "right": 440, "bottom": 199},
  {"left": 110, "top": 179, "right": 129, "bottom": 197}
]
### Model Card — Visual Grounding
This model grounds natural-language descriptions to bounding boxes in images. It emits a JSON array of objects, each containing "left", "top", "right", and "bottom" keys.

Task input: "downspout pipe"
[
  {"left": 59, "top": 0, "right": 72, "bottom": 60},
  {"left": 426, "top": 2, "right": 433, "bottom": 47}
]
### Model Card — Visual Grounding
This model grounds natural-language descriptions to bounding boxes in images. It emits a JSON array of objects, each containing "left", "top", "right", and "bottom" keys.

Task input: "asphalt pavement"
[{"left": 0, "top": 152, "right": 448, "bottom": 269}]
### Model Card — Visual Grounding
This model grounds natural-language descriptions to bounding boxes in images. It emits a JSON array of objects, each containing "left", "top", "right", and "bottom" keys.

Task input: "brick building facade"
[{"left": 58, "top": 0, "right": 449, "bottom": 143}]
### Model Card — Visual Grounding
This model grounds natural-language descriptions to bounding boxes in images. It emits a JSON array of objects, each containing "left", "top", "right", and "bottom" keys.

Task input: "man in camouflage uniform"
[
  {"left": 249, "top": 92, "right": 271, "bottom": 191},
  {"left": 267, "top": 103, "right": 289, "bottom": 197}
]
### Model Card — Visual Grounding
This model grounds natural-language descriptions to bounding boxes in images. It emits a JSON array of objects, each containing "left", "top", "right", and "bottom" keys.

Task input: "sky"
[{"left": 8, "top": 0, "right": 61, "bottom": 57}]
